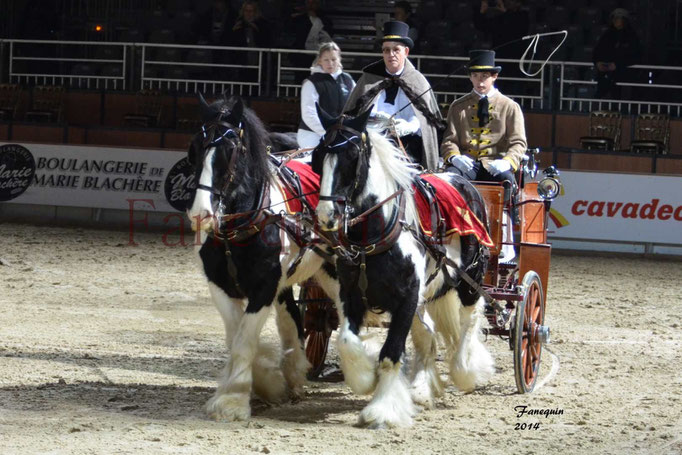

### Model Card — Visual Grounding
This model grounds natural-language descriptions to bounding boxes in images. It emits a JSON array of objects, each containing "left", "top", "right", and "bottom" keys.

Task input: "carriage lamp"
[{"left": 537, "top": 166, "right": 562, "bottom": 200}]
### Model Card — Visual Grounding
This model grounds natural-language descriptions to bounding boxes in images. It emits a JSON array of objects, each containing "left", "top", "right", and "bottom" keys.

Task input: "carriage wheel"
[
  {"left": 513, "top": 271, "right": 548, "bottom": 393},
  {"left": 301, "top": 284, "right": 339, "bottom": 379}
]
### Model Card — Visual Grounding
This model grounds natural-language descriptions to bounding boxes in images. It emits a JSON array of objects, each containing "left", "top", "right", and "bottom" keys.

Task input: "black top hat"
[
  {"left": 467, "top": 50, "right": 502, "bottom": 73},
  {"left": 381, "top": 21, "right": 414, "bottom": 48}
]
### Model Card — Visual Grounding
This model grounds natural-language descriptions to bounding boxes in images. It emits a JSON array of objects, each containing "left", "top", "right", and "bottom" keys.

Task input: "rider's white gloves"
[
  {"left": 393, "top": 118, "right": 417, "bottom": 137},
  {"left": 372, "top": 111, "right": 392, "bottom": 127},
  {"left": 449, "top": 154, "right": 475, "bottom": 172},
  {"left": 488, "top": 159, "right": 512, "bottom": 176}
]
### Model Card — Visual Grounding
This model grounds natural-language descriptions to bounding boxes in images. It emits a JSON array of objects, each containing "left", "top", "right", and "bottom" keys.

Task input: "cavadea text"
[{"left": 571, "top": 198, "right": 681, "bottom": 221}]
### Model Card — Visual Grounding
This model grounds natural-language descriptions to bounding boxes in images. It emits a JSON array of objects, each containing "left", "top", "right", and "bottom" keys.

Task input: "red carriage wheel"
[
  {"left": 513, "top": 271, "right": 549, "bottom": 393},
  {"left": 301, "top": 281, "right": 339, "bottom": 379}
]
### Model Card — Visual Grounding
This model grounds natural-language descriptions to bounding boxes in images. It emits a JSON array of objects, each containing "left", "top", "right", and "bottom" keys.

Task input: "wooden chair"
[
  {"left": 124, "top": 89, "right": 163, "bottom": 127},
  {"left": 0, "top": 84, "right": 22, "bottom": 121},
  {"left": 25, "top": 86, "right": 65, "bottom": 123},
  {"left": 175, "top": 103, "right": 201, "bottom": 131},
  {"left": 579, "top": 111, "right": 622, "bottom": 151},
  {"left": 630, "top": 113, "right": 670, "bottom": 155}
]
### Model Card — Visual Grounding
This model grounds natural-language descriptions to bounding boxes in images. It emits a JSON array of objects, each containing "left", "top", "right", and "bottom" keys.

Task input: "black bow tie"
[
  {"left": 477, "top": 96, "right": 489, "bottom": 127},
  {"left": 384, "top": 77, "right": 400, "bottom": 105}
]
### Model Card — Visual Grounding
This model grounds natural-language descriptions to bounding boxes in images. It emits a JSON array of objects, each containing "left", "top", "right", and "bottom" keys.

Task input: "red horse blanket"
[
  {"left": 278, "top": 160, "right": 320, "bottom": 213},
  {"left": 413, "top": 174, "right": 494, "bottom": 247}
]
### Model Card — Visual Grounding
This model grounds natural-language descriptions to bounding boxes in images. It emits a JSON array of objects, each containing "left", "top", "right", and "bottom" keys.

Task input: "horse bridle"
[
  {"left": 317, "top": 122, "right": 369, "bottom": 218},
  {"left": 195, "top": 117, "right": 245, "bottom": 201}
]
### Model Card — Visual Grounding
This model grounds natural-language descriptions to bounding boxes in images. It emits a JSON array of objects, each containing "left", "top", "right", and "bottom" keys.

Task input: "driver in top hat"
[
  {"left": 441, "top": 49, "right": 527, "bottom": 185},
  {"left": 441, "top": 50, "right": 527, "bottom": 262},
  {"left": 343, "top": 20, "right": 444, "bottom": 171}
]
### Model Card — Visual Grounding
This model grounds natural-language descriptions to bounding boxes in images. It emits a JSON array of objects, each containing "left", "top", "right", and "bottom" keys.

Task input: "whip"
[{"left": 387, "top": 29, "right": 569, "bottom": 119}]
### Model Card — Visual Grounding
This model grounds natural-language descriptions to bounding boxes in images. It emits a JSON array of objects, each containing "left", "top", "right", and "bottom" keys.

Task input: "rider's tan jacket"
[{"left": 440, "top": 90, "right": 527, "bottom": 171}]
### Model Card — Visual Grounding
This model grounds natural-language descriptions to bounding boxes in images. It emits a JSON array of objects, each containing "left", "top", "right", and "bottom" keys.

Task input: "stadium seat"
[
  {"left": 579, "top": 111, "right": 622, "bottom": 151},
  {"left": 154, "top": 47, "right": 182, "bottom": 62},
  {"left": 25, "top": 86, "right": 65, "bottom": 123},
  {"left": 0, "top": 84, "right": 22, "bottom": 121},
  {"left": 149, "top": 29, "right": 175, "bottom": 44},
  {"left": 119, "top": 28, "right": 143, "bottom": 42},
  {"left": 175, "top": 103, "right": 201, "bottom": 131},
  {"left": 630, "top": 114, "right": 670, "bottom": 155},
  {"left": 124, "top": 89, "right": 163, "bottom": 127},
  {"left": 577, "top": 8, "right": 603, "bottom": 34},
  {"left": 546, "top": 6, "right": 568, "bottom": 31}
]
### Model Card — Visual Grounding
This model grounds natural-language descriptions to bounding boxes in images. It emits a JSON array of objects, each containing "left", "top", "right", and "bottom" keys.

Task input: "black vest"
[{"left": 299, "top": 72, "right": 354, "bottom": 132}]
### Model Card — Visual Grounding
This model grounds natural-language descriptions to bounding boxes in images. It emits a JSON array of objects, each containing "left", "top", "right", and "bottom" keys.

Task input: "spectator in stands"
[
  {"left": 441, "top": 50, "right": 526, "bottom": 261},
  {"left": 393, "top": 1, "right": 419, "bottom": 51},
  {"left": 290, "top": 0, "right": 334, "bottom": 82},
  {"left": 227, "top": 0, "right": 272, "bottom": 81},
  {"left": 593, "top": 8, "right": 641, "bottom": 99},
  {"left": 194, "top": 0, "right": 237, "bottom": 45},
  {"left": 230, "top": 0, "right": 272, "bottom": 48},
  {"left": 297, "top": 42, "right": 356, "bottom": 149},
  {"left": 291, "top": 0, "right": 333, "bottom": 51},
  {"left": 474, "top": 0, "right": 529, "bottom": 58},
  {"left": 344, "top": 21, "right": 443, "bottom": 171}
]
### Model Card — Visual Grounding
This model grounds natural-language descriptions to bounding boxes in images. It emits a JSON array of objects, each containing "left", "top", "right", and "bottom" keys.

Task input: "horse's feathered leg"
[
  {"left": 337, "top": 311, "right": 377, "bottom": 395},
  {"left": 206, "top": 304, "right": 273, "bottom": 421},
  {"left": 357, "top": 292, "right": 418, "bottom": 429},
  {"left": 208, "top": 282, "right": 245, "bottom": 349},
  {"left": 409, "top": 310, "right": 444, "bottom": 409},
  {"left": 275, "top": 288, "right": 310, "bottom": 400},
  {"left": 449, "top": 295, "right": 495, "bottom": 392}
]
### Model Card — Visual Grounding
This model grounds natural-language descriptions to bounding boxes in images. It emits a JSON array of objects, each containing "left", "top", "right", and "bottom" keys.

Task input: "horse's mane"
[{"left": 366, "top": 130, "right": 418, "bottom": 226}]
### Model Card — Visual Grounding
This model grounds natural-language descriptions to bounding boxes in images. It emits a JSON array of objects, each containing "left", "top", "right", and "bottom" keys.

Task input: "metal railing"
[
  {"left": 139, "top": 43, "right": 264, "bottom": 96},
  {"left": 1, "top": 39, "right": 681, "bottom": 117},
  {"left": 558, "top": 62, "right": 682, "bottom": 117},
  {"left": 4, "top": 39, "right": 127, "bottom": 90},
  {"left": 273, "top": 49, "right": 545, "bottom": 109}
]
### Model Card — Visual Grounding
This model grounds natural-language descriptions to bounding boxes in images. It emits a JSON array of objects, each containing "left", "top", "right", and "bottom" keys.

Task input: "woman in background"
[{"left": 297, "top": 42, "right": 355, "bottom": 149}]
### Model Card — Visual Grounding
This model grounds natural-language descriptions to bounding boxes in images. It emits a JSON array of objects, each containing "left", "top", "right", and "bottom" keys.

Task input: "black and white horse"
[
  {"left": 187, "top": 95, "right": 339, "bottom": 421},
  {"left": 311, "top": 108, "right": 495, "bottom": 428}
]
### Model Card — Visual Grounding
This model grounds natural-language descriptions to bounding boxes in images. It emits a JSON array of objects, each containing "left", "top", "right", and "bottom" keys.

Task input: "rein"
[{"left": 195, "top": 119, "right": 245, "bottom": 200}]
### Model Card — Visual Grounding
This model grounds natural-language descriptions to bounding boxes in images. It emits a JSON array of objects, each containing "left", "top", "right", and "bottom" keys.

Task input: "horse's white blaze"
[
  {"left": 337, "top": 318, "right": 377, "bottom": 395},
  {"left": 317, "top": 154, "right": 338, "bottom": 230},
  {"left": 189, "top": 147, "right": 216, "bottom": 232},
  {"left": 358, "top": 358, "right": 416, "bottom": 428}
]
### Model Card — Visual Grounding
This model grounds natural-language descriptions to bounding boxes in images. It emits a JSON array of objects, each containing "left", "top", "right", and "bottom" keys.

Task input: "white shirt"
[
  {"left": 370, "top": 66, "right": 421, "bottom": 136},
  {"left": 473, "top": 87, "right": 499, "bottom": 99}
]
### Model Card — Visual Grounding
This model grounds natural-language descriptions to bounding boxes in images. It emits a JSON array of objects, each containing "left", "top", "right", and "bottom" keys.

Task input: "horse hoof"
[
  {"left": 409, "top": 388, "right": 434, "bottom": 410},
  {"left": 205, "top": 393, "right": 251, "bottom": 422},
  {"left": 357, "top": 401, "right": 414, "bottom": 429},
  {"left": 289, "top": 386, "right": 306, "bottom": 403}
]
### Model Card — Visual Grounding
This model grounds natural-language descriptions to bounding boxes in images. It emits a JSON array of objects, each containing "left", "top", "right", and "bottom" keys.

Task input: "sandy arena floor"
[{"left": 0, "top": 223, "right": 680, "bottom": 454}]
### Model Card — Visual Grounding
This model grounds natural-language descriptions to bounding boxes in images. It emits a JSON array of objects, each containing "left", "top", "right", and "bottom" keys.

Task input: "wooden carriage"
[{"left": 300, "top": 150, "right": 558, "bottom": 393}]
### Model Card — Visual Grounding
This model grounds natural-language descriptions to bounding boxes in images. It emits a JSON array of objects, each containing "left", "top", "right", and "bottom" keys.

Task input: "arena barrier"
[
  {"left": 2, "top": 39, "right": 681, "bottom": 115},
  {"left": 548, "top": 170, "right": 682, "bottom": 255},
  {"left": 1, "top": 142, "right": 680, "bottom": 255}
]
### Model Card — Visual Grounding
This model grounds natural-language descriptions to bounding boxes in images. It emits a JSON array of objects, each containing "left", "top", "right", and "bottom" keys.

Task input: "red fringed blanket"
[
  {"left": 278, "top": 160, "right": 320, "bottom": 213},
  {"left": 413, "top": 174, "right": 494, "bottom": 247}
]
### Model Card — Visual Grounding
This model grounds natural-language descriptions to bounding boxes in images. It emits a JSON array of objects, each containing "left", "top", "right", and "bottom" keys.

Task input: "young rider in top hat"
[
  {"left": 343, "top": 20, "right": 444, "bottom": 171},
  {"left": 441, "top": 50, "right": 527, "bottom": 261}
]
